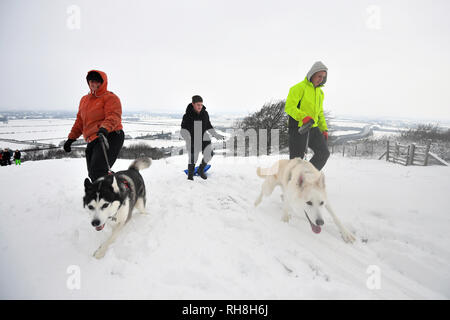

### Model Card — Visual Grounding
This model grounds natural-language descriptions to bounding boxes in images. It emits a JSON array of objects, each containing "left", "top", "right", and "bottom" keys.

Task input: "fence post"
[
  {"left": 386, "top": 141, "right": 390, "bottom": 161},
  {"left": 342, "top": 144, "right": 345, "bottom": 157},
  {"left": 355, "top": 144, "right": 357, "bottom": 157},
  {"left": 408, "top": 143, "right": 416, "bottom": 166},
  {"left": 424, "top": 140, "right": 431, "bottom": 166},
  {"left": 406, "top": 145, "right": 411, "bottom": 166}
]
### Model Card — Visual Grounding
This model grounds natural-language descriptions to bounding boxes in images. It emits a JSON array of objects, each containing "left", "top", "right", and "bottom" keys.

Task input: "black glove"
[
  {"left": 64, "top": 139, "right": 76, "bottom": 152},
  {"left": 97, "top": 127, "right": 108, "bottom": 137}
]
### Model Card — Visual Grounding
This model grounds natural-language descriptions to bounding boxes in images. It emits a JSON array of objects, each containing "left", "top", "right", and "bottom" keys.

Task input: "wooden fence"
[
  {"left": 330, "top": 141, "right": 379, "bottom": 158},
  {"left": 378, "top": 140, "right": 448, "bottom": 166}
]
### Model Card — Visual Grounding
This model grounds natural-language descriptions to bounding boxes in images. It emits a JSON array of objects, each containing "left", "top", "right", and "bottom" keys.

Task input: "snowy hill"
[{"left": 0, "top": 154, "right": 449, "bottom": 299}]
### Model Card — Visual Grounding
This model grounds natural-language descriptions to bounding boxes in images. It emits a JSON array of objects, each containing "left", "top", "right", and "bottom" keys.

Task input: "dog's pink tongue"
[{"left": 311, "top": 224, "right": 321, "bottom": 234}]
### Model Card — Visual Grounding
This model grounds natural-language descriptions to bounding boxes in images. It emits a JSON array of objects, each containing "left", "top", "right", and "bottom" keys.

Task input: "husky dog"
[
  {"left": 255, "top": 158, "right": 355, "bottom": 243},
  {"left": 83, "top": 157, "right": 152, "bottom": 259}
]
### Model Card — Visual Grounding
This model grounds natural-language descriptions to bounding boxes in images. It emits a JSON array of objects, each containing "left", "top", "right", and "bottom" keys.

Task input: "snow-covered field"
[
  {"left": 0, "top": 119, "right": 74, "bottom": 146},
  {"left": 0, "top": 118, "right": 235, "bottom": 150},
  {"left": 0, "top": 154, "right": 449, "bottom": 299},
  {"left": 330, "top": 130, "right": 360, "bottom": 136}
]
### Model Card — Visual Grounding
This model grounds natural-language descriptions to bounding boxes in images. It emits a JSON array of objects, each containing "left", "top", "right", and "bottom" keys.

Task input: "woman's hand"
[
  {"left": 63, "top": 139, "right": 76, "bottom": 152},
  {"left": 97, "top": 127, "right": 108, "bottom": 137}
]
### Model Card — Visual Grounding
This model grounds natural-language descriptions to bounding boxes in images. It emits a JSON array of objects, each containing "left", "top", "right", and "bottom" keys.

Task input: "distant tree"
[
  {"left": 236, "top": 100, "right": 288, "bottom": 154},
  {"left": 236, "top": 100, "right": 334, "bottom": 154}
]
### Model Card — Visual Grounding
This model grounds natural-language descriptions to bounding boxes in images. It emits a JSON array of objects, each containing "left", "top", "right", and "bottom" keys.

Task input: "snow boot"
[
  {"left": 187, "top": 164, "right": 195, "bottom": 180},
  {"left": 198, "top": 160, "right": 208, "bottom": 180}
]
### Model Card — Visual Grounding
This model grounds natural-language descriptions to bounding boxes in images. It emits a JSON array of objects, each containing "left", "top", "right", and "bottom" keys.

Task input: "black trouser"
[
  {"left": 85, "top": 130, "right": 124, "bottom": 181},
  {"left": 288, "top": 117, "right": 330, "bottom": 171},
  {"left": 186, "top": 140, "right": 214, "bottom": 165}
]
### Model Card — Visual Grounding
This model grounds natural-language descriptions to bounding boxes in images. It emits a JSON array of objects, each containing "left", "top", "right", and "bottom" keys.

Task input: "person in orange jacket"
[{"left": 64, "top": 70, "right": 124, "bottom": 182}]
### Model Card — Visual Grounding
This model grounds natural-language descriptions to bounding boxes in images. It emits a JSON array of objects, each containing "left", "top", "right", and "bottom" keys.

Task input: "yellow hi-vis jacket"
[{"left": 284, "top": 76, "right": 328, "bottom": 132}]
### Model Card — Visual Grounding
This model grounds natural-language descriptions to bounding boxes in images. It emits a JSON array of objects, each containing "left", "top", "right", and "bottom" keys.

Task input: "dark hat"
[
  {"left": 86, "top": 71, "right": 104, "bottom": 84},
  {"left": 192, "top": 95, "right": 203, "bottom": 103}
]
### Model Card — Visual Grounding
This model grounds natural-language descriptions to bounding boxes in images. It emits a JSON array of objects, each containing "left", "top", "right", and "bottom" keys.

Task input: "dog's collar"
[{"left": 121, "top": 179, "right": 130, "bottom": 190}]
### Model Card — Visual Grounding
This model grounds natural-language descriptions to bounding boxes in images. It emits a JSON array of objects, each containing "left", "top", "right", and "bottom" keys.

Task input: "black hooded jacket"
[
  {"left": 180, "top": 104, "right": 214, "bottom": 141},
  {"left": 2, "top": 150, "right": 11, "bottom": 160}
]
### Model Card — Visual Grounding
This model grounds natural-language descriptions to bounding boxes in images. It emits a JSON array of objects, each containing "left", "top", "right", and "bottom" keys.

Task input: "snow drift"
[{"left": 0, "top": 154, "right": 449, "bottom": 299}]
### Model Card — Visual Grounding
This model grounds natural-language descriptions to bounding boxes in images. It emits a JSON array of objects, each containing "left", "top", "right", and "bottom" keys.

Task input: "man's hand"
[
  {"left": 302, "top": 116, "right": 314, "bottom": 125},
  {"left": 323, "top": 131, "right": 328, "bottom": 140},
  {"left": 63, "top": 139, "right": 76, "bottom": 152},
  {"left": 208, "top": 129, "right": 225, "bottom": 140},
  {"left": 214, "top": 133, "right": 226, "bottom": 140}
]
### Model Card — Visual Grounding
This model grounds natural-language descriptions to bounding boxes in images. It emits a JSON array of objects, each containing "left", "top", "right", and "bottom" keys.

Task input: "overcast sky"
[{"left": 1, "top": 0, "right": 449, "bottom": 121}]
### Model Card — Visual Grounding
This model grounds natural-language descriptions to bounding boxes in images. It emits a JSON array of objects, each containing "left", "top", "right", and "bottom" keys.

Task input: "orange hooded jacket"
[{"left": 68, "top": 70, "right": 123, "bottom": 143}]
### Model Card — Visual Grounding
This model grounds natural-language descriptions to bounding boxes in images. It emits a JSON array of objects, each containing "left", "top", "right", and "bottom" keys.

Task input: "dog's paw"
[
  {"left": 341, "top": 231, "right": 356, "bottom": 243},
  {"left": 93, "top": 247, "right": 107, "bottom": 259},
  {"left": 254, "top": 195, "right": 262, "bottom": 207},
  {"left": 281, "top": 213, "right": 290, "bottom": 223}
]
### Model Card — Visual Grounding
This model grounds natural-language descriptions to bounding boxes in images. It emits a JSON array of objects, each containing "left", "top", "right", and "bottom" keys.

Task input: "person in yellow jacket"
[{"left": 285, "top": 61, "right": 330, "bottom": 170}]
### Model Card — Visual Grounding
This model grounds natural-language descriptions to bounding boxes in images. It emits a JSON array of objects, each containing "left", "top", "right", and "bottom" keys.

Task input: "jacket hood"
[
  {"left": 186, "top": 103, "right": 206, "bottom": 114},
  {"left": 86, "top": 70, "right": 108, "bottom": 97},
  {"left": 306, "top": 61, "right": 328, "bottom": 86}
]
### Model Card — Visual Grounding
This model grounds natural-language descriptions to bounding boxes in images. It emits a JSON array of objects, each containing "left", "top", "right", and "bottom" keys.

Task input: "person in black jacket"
[
  {"left": 14, "top": 150, "right": 21, "bottom": 165},
  {"left": 181, "top": 95, "right": 224, "bottom": 180},
  {"left": 2, "top": 148, "right": 11, "bottom": 166}
]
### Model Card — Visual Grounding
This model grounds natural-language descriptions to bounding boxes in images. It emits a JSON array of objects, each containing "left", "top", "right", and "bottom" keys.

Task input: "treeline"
[{"left": 400, "top": 124, "right": 450, "bottom": 142}]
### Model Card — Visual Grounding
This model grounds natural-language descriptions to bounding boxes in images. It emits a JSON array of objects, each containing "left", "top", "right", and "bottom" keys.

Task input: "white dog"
[{"left": 255, "top": 158, "right": 355, "bottom": 243}]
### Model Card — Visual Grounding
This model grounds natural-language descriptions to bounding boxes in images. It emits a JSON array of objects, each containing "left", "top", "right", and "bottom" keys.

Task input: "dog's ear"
[
  {"left": 84, "top": 178, "right": 92, "bottom": 190},
  {"left": 298, "top": 174, "right": 304, "bottom": 187},
  {"left": 317, "top": 172, "right": 326, "bottom": 189}
]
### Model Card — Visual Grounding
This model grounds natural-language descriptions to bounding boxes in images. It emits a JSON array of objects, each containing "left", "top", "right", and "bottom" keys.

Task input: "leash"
[
  {"left": 99, "top": 134, "right": 129, "bottom": 191},
  {"left": 298, "top": 120, "right": 313, "bottom": 161},
  {"left": 303, "top": 129, "right": 311, "bottom": 161},
  {"left": 98, "top": 133, "right": 113, "bottom": 175}
]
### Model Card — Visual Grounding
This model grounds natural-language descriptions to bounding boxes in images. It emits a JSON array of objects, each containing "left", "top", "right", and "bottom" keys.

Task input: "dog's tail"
[
  {"left": 256, "top": 167, "right": 264, "bottom": 178},
  {"left": 256, "top": 161, "right": 280, "bottom": 178},
  {"left": 129, "top": 157, "right": 152, "bottom": 171}
]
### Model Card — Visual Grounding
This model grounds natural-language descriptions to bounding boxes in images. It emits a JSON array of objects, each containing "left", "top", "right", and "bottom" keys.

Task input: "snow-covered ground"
[
  {"left": 0, "top": 142, "right": 36, "bottom": 151},
  {"left": 0, "top": 119, "right": 73, "bottom": 146},
  {"left": 0, "top": 118, "right": 235, "bottom": 150},
  {"left": 371, "top": 131, "right": 401, "bottom": 140},
  {"left": 0, "top": 154, "right": 449, "bottom": 299},
  {"left": 330, "top": 130, "right": 360, "bottom": 136}
]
